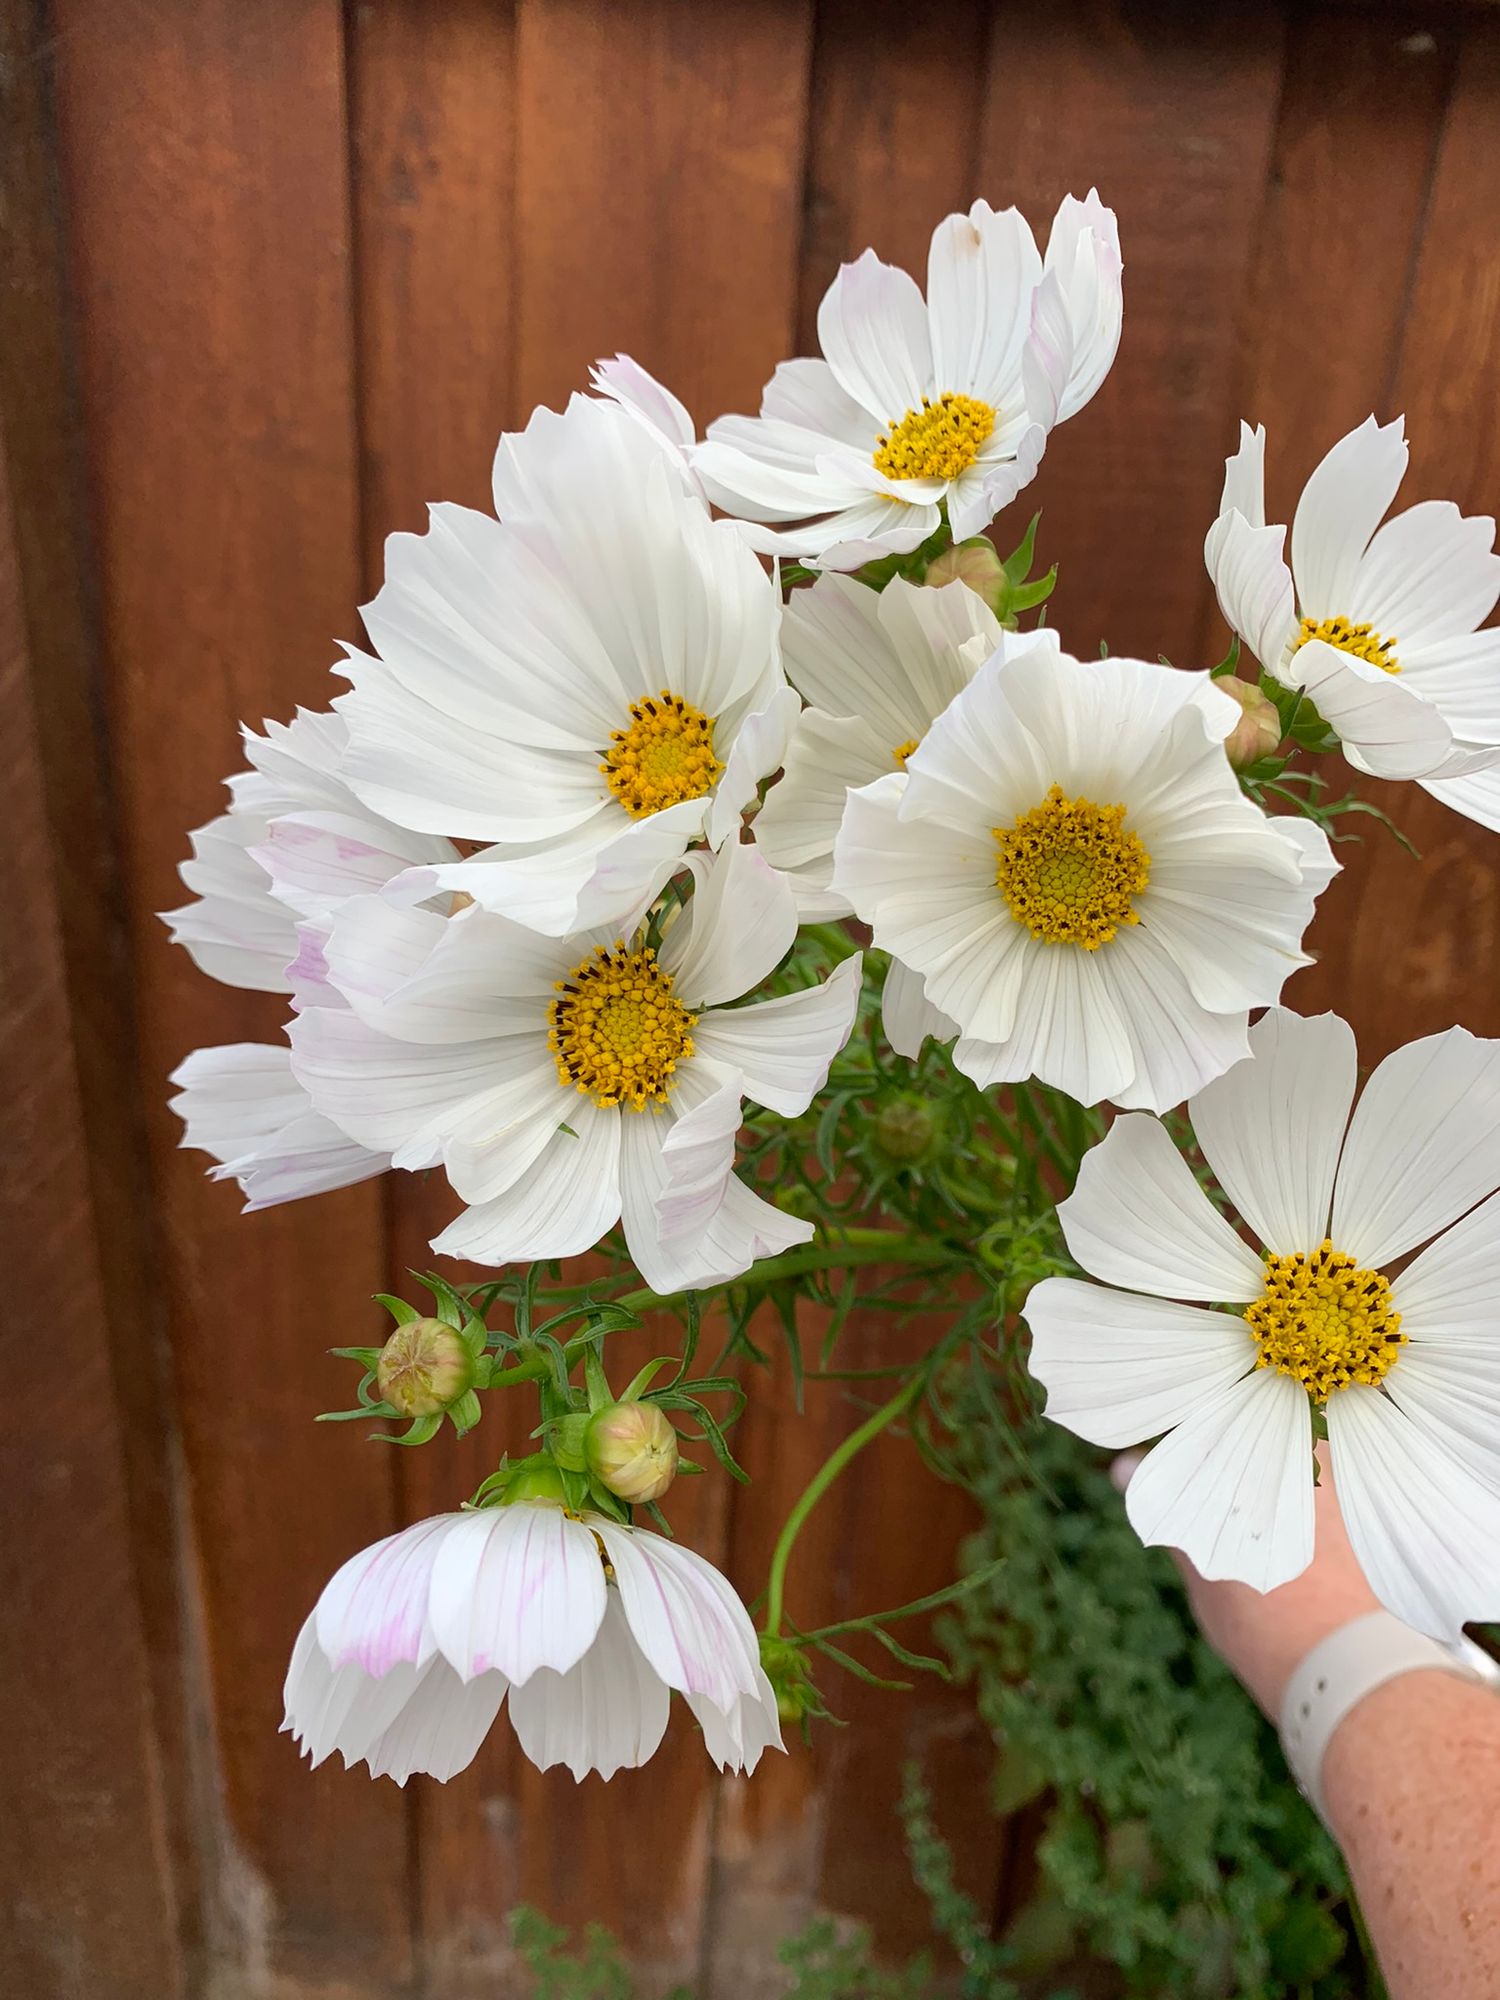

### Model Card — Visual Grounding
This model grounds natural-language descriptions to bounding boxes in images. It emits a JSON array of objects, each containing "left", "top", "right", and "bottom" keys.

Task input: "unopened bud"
[
  {"left": 586, "top": 1401, "right": 680, "bottom": 1505},
  {"left": 925, "top": 537, "right": 1007, "bottom": 607},
  {"left": 760, "top": 1635, "right": 822, "bottom": 1724},
  {"left": 1217, "top": 676, "right": 1282, "bottom": 769},
  {"left": 376, "top": 1317, "right": 474, "bottom": 1418},
  {"left": 875, "top": 1095, "right": 939, "bottom": 1164}
]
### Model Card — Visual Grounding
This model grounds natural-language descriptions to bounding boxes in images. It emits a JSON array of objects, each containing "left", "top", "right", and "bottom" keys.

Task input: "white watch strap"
[{"left": 1279, "top": 1610, "right": 1495, "bottom": 1823}]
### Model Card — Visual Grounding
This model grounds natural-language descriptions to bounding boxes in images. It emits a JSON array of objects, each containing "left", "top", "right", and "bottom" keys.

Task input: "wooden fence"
[{"left": 3, "top": 1, "right": 1500, "bottom": 1995}]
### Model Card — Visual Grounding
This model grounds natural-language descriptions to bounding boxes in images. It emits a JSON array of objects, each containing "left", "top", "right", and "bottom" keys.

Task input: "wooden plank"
[
  {"left": 45, "top": 0, "right": 414, "bottom": 1987},
  {"left": 0, "top": 351, "right": 187, "bottom": 2000},
  {"left": 1220, "top": 6, "right": 1500, "bottom": 1061},
  {"left": 974, "top": 0, "right": 1290, "bottom": 664}
]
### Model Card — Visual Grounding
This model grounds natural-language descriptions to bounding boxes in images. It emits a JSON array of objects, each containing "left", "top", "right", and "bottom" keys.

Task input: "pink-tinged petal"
[
  {"left": 688, "top": 1667, "right": 786, "bottom": 1775},
  {"left": 507, "top": 1592, "right": 671, "bottom": 1782},
  {"left": 313, "top": 1514, "right": 457, "bottom": 1674},
  {"left": 283, "top": 1622, "right": 439, "bottom": 1773},
  {"left": 595, "top": 1523, "right": 760, "bottom": 1715},
  {"left": 428, "top": 1504, "right": 608, "bottom": 1685}
]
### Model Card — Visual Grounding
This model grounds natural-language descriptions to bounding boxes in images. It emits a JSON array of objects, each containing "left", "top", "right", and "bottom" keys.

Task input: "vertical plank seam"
[
  {"left": 336, "top": 0, "right": 424, "bottom": 1989},
  {"left": 1377, "top": 12, "right": 1463, "bottom": 413}
]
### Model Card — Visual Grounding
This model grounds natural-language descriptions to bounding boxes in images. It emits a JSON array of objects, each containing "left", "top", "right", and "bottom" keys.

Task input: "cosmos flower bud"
[
  {"left": 376, "top": 1317, "right": 475, "bottom": 1418},
  {"left": 924, "top": 536, "right": 1007, "bottom": 607},
  {"left": 759, "top": 1635, "right": 822, "bottom": 1724},
  {"left": 586, "top": 1401, "right": 680, "bottom": 1504},
  {"left": 1216, "top": 675, "right": 1283, "bottom": 769},
  {"left": 874, "top": 1095, "right": 939, "bottom": 1163}
]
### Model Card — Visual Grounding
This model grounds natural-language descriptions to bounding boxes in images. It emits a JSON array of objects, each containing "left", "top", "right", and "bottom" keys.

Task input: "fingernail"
[{"left": 1109, "top": 1449, "right": 1143, "bottom": 1494}]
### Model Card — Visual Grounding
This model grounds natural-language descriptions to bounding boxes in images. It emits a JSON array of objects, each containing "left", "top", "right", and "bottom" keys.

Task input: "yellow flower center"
[
  {"left": 548, "top": 943, "right": 696, "bottom": 1111},
  {"left": 1293, "top": 614, "right": 1401, "bottom": 675},
  {"left": 873, "top": 393, "right": 996, "bottom": 483},
  {"left": 601, "top": 692, "right": 723, "bottom": 819},
  {"left": 892, "top": 737, "right": 920, "bottom": 769},
  {"left": 1244, "top": 1242, "right": 1405, "bottom": 1402},
  {"left": 993, "top": 785, "right": 1150, "bottom": 949}
]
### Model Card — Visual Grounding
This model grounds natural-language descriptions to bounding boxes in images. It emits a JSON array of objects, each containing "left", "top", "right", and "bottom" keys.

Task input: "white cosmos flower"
[
  {"left": 694, "top": 192, "right": 1122, "bottom": 570},
  {"left": 1025, "top": 1007, "right": 1500, "bottom": 1640},
  {"left": 334, "top": 395, "right": 797, "bottom": 936},
  {"left": 162, "top": 707, "right": 455, "bottom": 994},
  {"left": 290, "top": 840, "right": 862, "bottom": 1289},
  {"left": 1204, "top": 416, "right": 1500, "bottom": 812},
  {"left": 831, "top": 647, "right": 1337, "bottom": 1112},
  {"left": 284, "top": 1498, "right": 783, "bottom": 1784},
  {"left": 754, "top": 573, "right": 1053, "bottom": 1057}
]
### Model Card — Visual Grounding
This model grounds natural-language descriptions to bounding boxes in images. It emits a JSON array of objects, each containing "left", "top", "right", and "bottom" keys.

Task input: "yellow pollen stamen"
[
  {"left": 1293, "top": 614, "right": 1401, "bottom": 675},
  {"left": 601, "top": 691, "right": 723, "bottom": 818},
  {"left": 873, "top": 393, "right": 996, "bottom": 483},
  {"left": 892, "top": 736, "right": 920, "bottom": 769},
  {"left": 548, "top": 941, "right": 696, "bottom": 1112},
  {"left": 993, "top": 784, "right": 1150, "bottom": 949},
  {"left": 1245, "top": 1241, "right": 1406, "bottom": 1402}
]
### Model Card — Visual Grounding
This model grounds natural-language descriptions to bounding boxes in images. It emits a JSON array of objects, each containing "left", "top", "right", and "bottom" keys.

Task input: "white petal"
[
  {"left": 169, "top": 1041, "right": 389, "bottom": 1210},
  {"left": 506, "top": 1591, "right": 671, "bottom": 1782},
  {"left": 658, "top": 838, "right": 799, "bottom": 1006},
  {"left": 1082, "top": 925, "right": 1252, "bottom": 1115},
  {"left": 283, "top": 1627, "right": 445, "bottom": 1774},
  {"left": 652, "top": 1067, "right": 743, "bottom": 1246},
  {"left": 429, "top": 1505, "right": 608, "bottom": 1684},
  {"left": 1042, "top": 189, "right": 1122, "bottom": 422},
  {"left": 1390, "top": 1187, "right": 1500, "bottom": 1348},
  {"left": 1286, "top": 637, "right": 1455, "bottom": 780},
  {"left": 430, "top": 1110, "right": 623, "bottom": 1265},
  {"left": 1024, "top": 1275, "right": 1258, "bottom": 1447},
  {"left": 589, "top": 353, "right": 701, "bottom": 488},
  {"left": 1290, "top": 415, "right": 1408, "bottom": 618},
  {"left": 1058, "top": 1113, "right": 1266, "bottom": 1301},
  {"left": 926, "top": 200, "right": 1041, "bottom": 403},
  {"left": 1124, "top": 1368, "right": 1314, "bottom": 1591},
  {"left": 688, "top": 1667, "right": 785, "bottom": 1775},
  {"left": 1328, "top": 1385, "right": 1500, "bottom": 1640},
  {"left": 706, "top": 687, "right": 801, "bottom": 849},
  {"left": 759, "top": 356, "right": 873, "bottom": 444},
  {"left": 363, "top": 1659, "right": 508, "bottom": 1784},
  {"left": 1187, "top": 1009, "right": 1357, "bottom": 1255},
  {"left": 401, "top": 799, "right": 705, "bottom": 939},
  {"left": 752, "top": 706, "right": 893, "bottom": 912},
  {"left": 1203, "top": 510, "right": 1296, "bottom": 675},
  {"left": 1349, "top": 499, "right": 1500, "bottom": 645},
  {"left": 1207, "top": 421, "right": 1267, "bottom": 539},
  {"left": 162, "top": 812, "right": 296, "bottom": 993},
  {"left": 693, "top": 953, "right": 862, "bottom": 1116},
  {"left": 880, "top": 956, "right": 957, "bottom": 1058},
  {"left": 595, "top": 1523, "right": 760, "bottom": 1714},
  {"left": 817, "top": 248, "right": 932, "bottom": 421},
  {"left": 289, "top": 1007, "right": 527, "bottom": 1161},
  {"left": 1419, "top": 762, "right": 1500, "bottom": 833},
  {"left": 1383, "top": 1342, "right": 1500, "bottom": 1493},
  {"left": 951, "top": 936, "right": 1135, "bottom": 1108},
  {"left": 1399, "top": 629, "right": 1500, "bottom": 747},
  {"left": 1331, "top": 1026, "right": 1500, "bottom": 1265},
  {"left": 255, "top": 811, "right": 455, "bottom": 925}
]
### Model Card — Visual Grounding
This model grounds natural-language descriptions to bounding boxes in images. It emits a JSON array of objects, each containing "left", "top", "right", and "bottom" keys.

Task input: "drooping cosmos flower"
[
  {"left": 1204, "top": 416, "right": 1500, "bottom": 818},
  {"left": 694, "top": 193, "right": 1122, "bottom": 568},
  {"left": 164, "top": 708, "right": 457, "bottom": 1208},
  {"left": 754, "top": 571, "right": 1053, "bottom": 1057},
  {"left": 335, "top": 394, "right": 797, "bottom": 935},
  {"left": 831, "top": 647, "right": 1336, "bottom": 1111},
  {"left": 290, "top": 840, "right": 861, "bottom": 1289},
  {"left": 1025, "top": 1008, "right": 1500, "bottom": 1640},
  {"left": 284, "top": 1495, "right": 783, "bottom": 1783}
]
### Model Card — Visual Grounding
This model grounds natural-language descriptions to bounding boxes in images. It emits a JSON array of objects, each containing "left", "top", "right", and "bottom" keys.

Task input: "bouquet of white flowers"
[{"left": 164, "top": 192, "right": 1500, "bottom": 1790}]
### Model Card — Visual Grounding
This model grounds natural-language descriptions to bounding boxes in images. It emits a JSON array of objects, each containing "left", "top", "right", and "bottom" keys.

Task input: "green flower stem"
[
  {"left": 797, "top": 921, "right": 864, "bottom": 966},
  {"left": 486, "top": 1357, "right": 550, "bottom": 1388},
  {"left": 763, "top": 1371, "right": 925, "bottom": 1639}
]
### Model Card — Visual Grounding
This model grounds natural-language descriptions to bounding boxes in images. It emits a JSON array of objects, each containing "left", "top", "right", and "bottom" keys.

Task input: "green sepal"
[
  {"left": 447, "top": 1389, "right": 482, "bottom": 1437},
  {"left": 1209, "top": 632, "right": 1241, "bottom": 677},
  {"left": 582, "top": 1343, "right": 612, "bottom": 1412},
  {"left": 617, "top": 1356, "right": 675, "bottom": 1403},
  {"left": 1002, "top": 565, "right": 1057, "bottom": 615},
  {"left": 328, "top": 1345, "right": 384, "bottom": 1368},
  {"left": 549, "top": 1411, "right": 591, "bottom": 1472},
  {"left": 316, "top": 1402, "right": 396, "bottom": 1423},
  {"left": 585, "top": 1479, "right": 631, "bottom": 1523},
  {"left": 1001, "top": 510, "right": 1042, "bottom": 584},
  {"left": 372, "top": 1295, "right": 420, "bottom": 1326},
  {"left": 374, "top": 1413, "right": 442, "bottom": 1448},
  {"left": 420, "top": 1271, "right": 469, "bottom": 1330}
]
